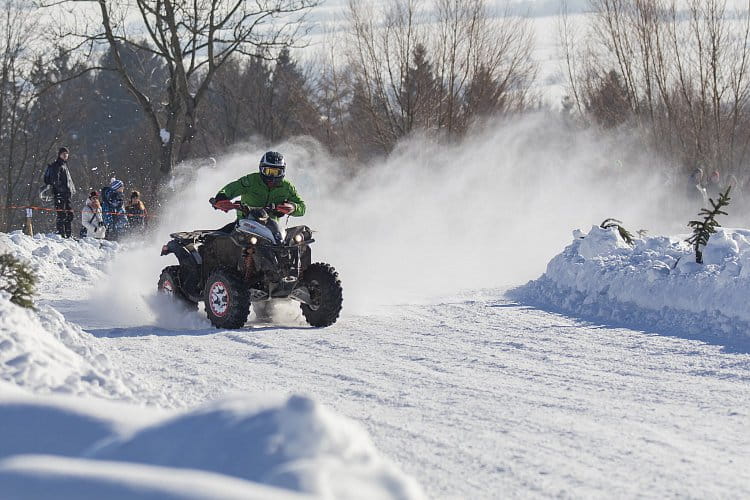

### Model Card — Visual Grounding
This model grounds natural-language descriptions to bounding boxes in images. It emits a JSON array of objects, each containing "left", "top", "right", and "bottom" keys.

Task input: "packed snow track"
[{"left": 84, "top": 295, "right": 750, "bottom": 499}]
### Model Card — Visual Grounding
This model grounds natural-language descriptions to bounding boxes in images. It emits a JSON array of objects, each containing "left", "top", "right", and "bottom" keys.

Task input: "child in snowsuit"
[
  {"left": 102, "top": 178, "right": 128, "bottom": 240},
  {"left": 80, "top": 191, "right": 106, "bottom": 239}
]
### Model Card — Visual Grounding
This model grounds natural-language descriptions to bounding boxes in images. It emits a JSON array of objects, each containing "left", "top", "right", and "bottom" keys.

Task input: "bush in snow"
[
  {"left": 687, "top": 186, "right": 731, "bottom": 264},
  {"left": 0, "top": 253, "right": 37, "bottom": 309}
]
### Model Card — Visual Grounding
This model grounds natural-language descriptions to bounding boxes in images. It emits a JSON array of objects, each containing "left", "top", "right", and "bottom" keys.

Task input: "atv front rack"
[{"left": 169, "top": 230, "right": 225, "bottom": 245}]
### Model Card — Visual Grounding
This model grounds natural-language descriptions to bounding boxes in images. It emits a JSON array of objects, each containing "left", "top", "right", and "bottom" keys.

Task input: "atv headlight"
[
  {"left": 250, "top": 236, "right": 258, "bottom": 245},
  {"left": 294, "top": 234, "right": 304, "bottom": 243}
]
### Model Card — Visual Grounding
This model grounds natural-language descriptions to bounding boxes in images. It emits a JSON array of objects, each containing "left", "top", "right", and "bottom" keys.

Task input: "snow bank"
[
  {"left": 513, "top": 226, "right": 750, "bottom": 341},
  {"left": 0, "top": 232, "right": 169, "bottom": 403},
  {"left": 0, "top": 295, "right": 154, "bottom": 401},
  {"left": 0, "top": 391, "right": 424, "bottom": 500},
  {"left": 0, "top": 232, "right": 116, "bottom": 297}
]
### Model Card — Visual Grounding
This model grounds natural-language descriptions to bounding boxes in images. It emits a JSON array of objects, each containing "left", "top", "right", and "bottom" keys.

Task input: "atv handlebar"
[
  {"left": 210, "top": 197, "right": 251, "bottom": 215},
  {"left": 210, "top": 198, "right": 290, "bottom": 219}
]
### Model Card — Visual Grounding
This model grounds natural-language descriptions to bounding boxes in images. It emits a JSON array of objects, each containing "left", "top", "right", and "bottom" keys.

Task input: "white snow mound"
[
  {"left": 514, "top": 226, "right": 750, "bottom": 340},
  {"left": 0, "top": 295, "right": 149, "bottom": 400},
  {"left": 0, "top": 391, "right": 424, "bottom": 500},
  {"left": 0, "top": 231, "right": 116, "bottom": 297}
]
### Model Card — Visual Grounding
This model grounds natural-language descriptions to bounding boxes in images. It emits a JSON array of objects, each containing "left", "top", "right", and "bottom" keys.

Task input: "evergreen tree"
[
  {"left": 0, "top": 253, "right": 37, "bottom": 309},
  {"left": 464, "top": 64, "right": 504, "bottom": 122},
  {"left": 268, "top": 48, "right": 320, "bottom": 142},
  {"left": 347, "top": 78, "right": 392, "bottom": 158},
  {"left": 400, "top": 43, "right": 441, "bottom": 132},
  {"left": 686, "top": 187, "right": 731, "bottom": 264}
]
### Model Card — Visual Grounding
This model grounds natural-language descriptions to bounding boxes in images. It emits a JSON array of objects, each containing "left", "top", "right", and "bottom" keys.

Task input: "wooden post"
[{"left": 23, "top": 208, "right": 33, "bottom": 237}]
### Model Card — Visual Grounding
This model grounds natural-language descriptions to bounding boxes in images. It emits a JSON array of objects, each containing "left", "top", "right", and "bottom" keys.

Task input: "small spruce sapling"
[
  {"left": 0, "top": 253, "right": 37, "bottom": 309},
  {"left": 600, "top": 218, "right": 635, "bottom": 245},
  {"left": 686, "top": 186, "right": 731, "bottom": 264}
]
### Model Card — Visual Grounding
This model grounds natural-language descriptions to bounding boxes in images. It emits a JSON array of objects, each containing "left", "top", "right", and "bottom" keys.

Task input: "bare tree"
[
  {"left": 567, "top": 0, "right": 750, "bottom": 180},
  {"left": 44, "top": 0, "right": 320, "bottom": 178},
  {"left": 0, "top": 1, "right": 50, "bottom": 232},
  {"left": 344, "top": 0, "right": 535, "bottom": 154},
  {"left": 437, "top": 0, "right": 535, "bottom": 131}
]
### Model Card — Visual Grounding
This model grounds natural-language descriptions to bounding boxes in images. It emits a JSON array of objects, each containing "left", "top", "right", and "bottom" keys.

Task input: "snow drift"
[
  {"left": 513, "top": 226, "right": 750, "bottom": 343},
  {"left": 0, "top": 232, "right": 161, "bottom": 402},
  {"left": 0, "top": 231, "right": 117, "bottom": 298},
  {"left": 0, "top": 391, "right": 424, "bottom": 500},
  {"left": 0, "top": 295, "right": 150, "bottom": 400}
]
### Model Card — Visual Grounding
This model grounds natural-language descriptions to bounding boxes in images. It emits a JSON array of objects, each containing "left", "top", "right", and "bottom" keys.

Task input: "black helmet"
[{"left": 259, "top": 151, "right": 286, "bottom": 187}]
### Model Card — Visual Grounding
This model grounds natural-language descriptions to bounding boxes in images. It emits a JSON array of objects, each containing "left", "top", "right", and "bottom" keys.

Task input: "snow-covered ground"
[
  {"left": 0, "top": 233, "right": 423, "bottom": 500},
  {"left": 1, "top": 229, "right": 749, "bottom": 499}
]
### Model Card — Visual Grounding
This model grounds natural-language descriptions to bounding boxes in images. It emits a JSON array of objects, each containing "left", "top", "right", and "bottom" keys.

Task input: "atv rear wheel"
[
  {"left": 204, "top": 268, "right": 250, "bottom": 329},
  {"left": 157, "top": 266, "right": 198, "bottom": 310},
  {"left": 300, "top": 263, "right": 343, "bottom": 327}
]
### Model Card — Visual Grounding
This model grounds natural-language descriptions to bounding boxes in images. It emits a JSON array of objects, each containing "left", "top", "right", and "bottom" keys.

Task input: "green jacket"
[{"left": 217, "top": 172, "right": 306, "bottom": 219}]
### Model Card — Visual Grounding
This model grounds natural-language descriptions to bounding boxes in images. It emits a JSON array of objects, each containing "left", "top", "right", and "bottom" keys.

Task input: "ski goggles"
[{"left": 260, "top": 166, "right": 285, "bottom": 177}]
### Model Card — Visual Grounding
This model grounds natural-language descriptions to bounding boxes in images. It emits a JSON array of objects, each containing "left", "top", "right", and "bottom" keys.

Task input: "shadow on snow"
[
  {"left": 87, "top": 324, "right": 313, "bottom": 338},
  {"left": 501, "top": 289, "right": 750, "bottom": 355}
]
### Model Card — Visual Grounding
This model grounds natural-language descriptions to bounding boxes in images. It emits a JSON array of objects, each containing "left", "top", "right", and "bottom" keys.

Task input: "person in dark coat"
[
  {"left": 43, "top": 147, "right": 76, "bottom": 238},
  {"left": 125, "top": 190, "right": 148, "bottom": 231}
]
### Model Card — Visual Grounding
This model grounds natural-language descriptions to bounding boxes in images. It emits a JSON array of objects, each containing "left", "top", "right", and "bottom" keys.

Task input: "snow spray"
[{"left": 96, "top": 113, "right": 689, "bottom": 322}]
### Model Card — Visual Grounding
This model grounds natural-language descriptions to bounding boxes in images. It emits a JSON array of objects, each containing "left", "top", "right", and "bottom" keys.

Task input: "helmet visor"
[{"left": 260, "top": 166, "right": 284, "bottom": 178}]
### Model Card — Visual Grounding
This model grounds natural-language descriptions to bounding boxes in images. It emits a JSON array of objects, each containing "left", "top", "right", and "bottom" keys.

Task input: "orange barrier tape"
[{"left": 5, "top": 205, "right": 155, "bottom": 218}]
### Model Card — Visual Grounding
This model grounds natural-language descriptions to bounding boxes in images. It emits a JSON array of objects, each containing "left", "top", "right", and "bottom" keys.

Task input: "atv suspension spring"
[{"left": 243, "top": 248, "right": 255, "bottom": 282}]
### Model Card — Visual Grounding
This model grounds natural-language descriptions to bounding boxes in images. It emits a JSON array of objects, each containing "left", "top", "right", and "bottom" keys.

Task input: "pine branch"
[
  {"left": 685, "top": 186, "right": 732, "bottom": 264},
  {"left": 600, "top": 218, "right": 635, "bottom": 245}
]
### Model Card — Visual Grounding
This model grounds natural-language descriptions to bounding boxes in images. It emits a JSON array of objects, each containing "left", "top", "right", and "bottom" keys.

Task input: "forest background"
[{"left": 1, "top": 0, "right": 749, "bottom": 232}]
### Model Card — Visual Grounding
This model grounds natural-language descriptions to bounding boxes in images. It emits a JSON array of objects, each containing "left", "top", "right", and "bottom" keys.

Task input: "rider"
[
  {"left": 210, "top": 151, "right": 306, "bottom": 235},
  {"left": 211, "top": 151, "right": 306, "bottom": 322}
]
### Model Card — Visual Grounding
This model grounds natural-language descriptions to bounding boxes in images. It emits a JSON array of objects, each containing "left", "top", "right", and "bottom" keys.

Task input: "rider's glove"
[
  {"left": 275, "top": 202, "right": 296, "bottom": 215},
  {"left": 210, "top": 193, "right": 229, "bottom": 206},
  {"left": 212, "top": 199, "right": 235, "bottom": 212}
]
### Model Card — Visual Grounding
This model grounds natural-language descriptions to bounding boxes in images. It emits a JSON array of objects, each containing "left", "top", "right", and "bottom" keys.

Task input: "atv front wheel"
[
  {"left": 157, "top": 266, "right": 198, "bottom": 310},
  {"left": 204, "top": 268, "right": 250, "bottom": 329},
  {"left": 300, "top": 263, "right": 343, "bottom": 327}
]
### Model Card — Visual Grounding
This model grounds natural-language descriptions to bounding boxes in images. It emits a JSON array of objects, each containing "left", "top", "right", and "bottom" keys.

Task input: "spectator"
[
  {"left": 727, "top": 174, "right": 744, "bottom": 208},
  {"left": 80, "top": 191, "right": 106, "bottom": 239},
  {"left": 43, "top": 147, "right": 76, "bottom": 238},
  {"left": 125, "top": 190, "right": 148, "bottom": 230},
  {"left": 706, "top": 170, "right": 723, "bottom": 200},
  {"left": 687, "top": 168, "right": 708, "bottom": 206},
  {"left": 102, "top": 178, "right": 128, "bottom": 240}
]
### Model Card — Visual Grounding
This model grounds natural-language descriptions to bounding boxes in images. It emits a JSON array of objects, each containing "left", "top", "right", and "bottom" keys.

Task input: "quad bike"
[{"left": 157, "top": 201, "right": 343, "bottom": 328}]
